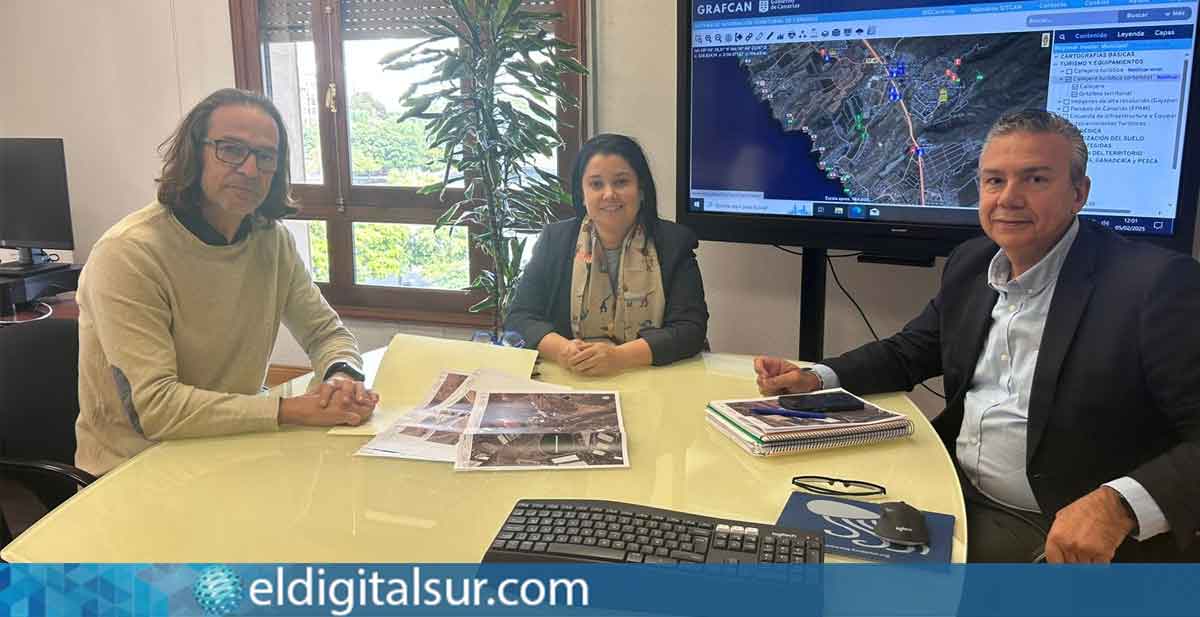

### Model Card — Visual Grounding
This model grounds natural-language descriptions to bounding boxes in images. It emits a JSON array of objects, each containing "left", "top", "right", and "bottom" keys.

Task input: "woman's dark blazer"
[{"left": 505, "top": 217, "right": 709, "bottom": 366}]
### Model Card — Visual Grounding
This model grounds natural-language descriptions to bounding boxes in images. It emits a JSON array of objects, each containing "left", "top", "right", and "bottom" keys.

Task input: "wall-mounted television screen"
[{"left": 678, "top": 0, "right": 1200, "bottom": 256}]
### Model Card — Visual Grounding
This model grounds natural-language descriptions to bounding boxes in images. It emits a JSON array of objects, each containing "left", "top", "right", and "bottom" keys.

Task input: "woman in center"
[{"left": 506, "top": 134, "right": 709, "bottom": 376}]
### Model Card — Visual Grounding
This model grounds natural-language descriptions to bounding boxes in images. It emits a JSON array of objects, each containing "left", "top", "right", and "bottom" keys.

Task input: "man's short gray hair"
[{"left": 984, "top": 109, "right": 1089, "bottom": 186}]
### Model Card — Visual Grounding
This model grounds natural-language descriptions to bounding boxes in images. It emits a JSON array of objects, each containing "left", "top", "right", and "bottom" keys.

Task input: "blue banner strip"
[{"left": 2, "top": 564, "right": 1200, "bottom": 616}]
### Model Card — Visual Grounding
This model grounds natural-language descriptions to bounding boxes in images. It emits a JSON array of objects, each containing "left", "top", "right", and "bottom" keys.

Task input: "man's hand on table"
[
  {"left": 281, "top": 374, "right": 379, "bottom": 427},
  {"left": 754, "top": 356, "right": 821, "bottom": 395}
]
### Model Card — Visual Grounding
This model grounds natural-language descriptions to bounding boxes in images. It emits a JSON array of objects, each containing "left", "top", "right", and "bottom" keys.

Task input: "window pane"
[
  {"left": 344, "top": 39, "right": 450, "bottom": 187},
  {"left": 258, "top": 1, "right": 322, "bottom": 185},
  {"left": 498, "top": 51, "right": 558, "bottom": 177},
  {"left": 512, "top": 230, "right": 541, "bottom": 271},
  {"left": 281, "top": 219, "right": 330, "bottom": 283},
  {"left": 352, "top": 222, "right": 469, "bottom": 290}
]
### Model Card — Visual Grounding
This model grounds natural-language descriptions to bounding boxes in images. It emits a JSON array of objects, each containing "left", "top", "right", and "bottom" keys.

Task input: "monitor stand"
[{"left": 0, "top": 248, "right": 70, "bottom": 276}]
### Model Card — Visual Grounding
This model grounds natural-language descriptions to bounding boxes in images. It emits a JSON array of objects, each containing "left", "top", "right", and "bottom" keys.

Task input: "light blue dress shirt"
[{"left": 812, "top": 218, "right": 1167, "bottom": 540}]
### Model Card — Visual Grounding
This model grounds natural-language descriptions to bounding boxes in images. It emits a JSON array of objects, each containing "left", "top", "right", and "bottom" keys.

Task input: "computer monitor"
[
  {"left": 0, "top": 138, "right": 74, "bottom": 270},
  {"left": 679, "top": 0, "right": 1200, "bottom": 257}
]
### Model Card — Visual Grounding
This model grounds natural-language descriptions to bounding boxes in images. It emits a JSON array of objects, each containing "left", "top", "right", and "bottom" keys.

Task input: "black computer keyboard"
[{"left": 482, "top": 499, "right": 824, "bottom": 565}]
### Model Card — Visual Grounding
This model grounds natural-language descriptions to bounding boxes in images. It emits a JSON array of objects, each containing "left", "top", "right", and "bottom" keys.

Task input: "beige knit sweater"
[{"left": 75, "top": 203, "right": 361, "bottom": 475}]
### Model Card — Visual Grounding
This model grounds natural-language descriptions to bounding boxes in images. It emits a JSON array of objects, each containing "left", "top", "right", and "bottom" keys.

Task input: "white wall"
[
  {"left": 593, "top": 1, "right": 947, "bottom": 415},
  {"left": 0, "top": 0, "right": 234, "bottom": 264}
]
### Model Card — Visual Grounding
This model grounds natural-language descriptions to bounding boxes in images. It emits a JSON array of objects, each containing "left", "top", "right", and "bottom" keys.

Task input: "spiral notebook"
[{"left": 705, "top": 389, "right": 914, "bottom": 456}]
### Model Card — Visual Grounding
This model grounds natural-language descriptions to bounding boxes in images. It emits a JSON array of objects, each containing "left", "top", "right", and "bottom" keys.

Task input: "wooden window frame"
[{"left": 229, "top": 0, "right": 588, "bottom": 326}]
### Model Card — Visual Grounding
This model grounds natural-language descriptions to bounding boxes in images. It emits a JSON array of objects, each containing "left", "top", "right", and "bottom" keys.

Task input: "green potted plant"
[{"left": 384, "top": 0, "right": 587, "bottom": 342}]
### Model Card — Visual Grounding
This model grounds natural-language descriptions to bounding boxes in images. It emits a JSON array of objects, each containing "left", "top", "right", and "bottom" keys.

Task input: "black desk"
[{"left": 0, "top": 265, "right": 82, "bottom": 313}]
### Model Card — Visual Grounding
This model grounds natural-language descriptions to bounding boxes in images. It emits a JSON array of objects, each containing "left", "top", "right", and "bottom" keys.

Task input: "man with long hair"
[{"left": 75, "top": 89, "right": 377, "bottom": 475}]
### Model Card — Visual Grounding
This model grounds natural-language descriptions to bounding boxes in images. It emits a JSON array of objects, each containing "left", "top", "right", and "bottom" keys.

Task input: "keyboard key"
[
  {"left": 626, "top": 553, "right": 644, "bottom": 563},
  {"left": 519, "top": 541, "right": 534, "bottom": 551},
  {"left": 644, "top": 555, "right": 678, "bottom": 564},
  {"left": 505, "top": 540, "right": 520, "bottom": 550},
  {"left": 548, "top": 543, "right": 625, "bottom": 562},
  {"left": 491, "top": 539, "right": 506, "bottom": 549},
  {"left": 533, "top": 542, "right": 548, "bottom": 552},
  {"left": 668, "top": 549, "right": 703, "bottom": 561},
  {"left": 597, "top": 539, "right": 612, "bottom": 548},
  {"left": 583, "top": 537, "right": 597, "bottom": 546}
]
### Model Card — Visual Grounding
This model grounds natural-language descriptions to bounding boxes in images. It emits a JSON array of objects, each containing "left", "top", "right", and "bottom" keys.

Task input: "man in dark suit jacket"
[{"left": 756, "top": 110, "right": 1200, "bottom": 562}]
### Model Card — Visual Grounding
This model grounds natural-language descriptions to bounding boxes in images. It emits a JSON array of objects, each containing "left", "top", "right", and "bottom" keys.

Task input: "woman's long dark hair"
[
  {"left": 570, "top": 133, "right": 659, "bottom": 239},
  {"left": 156, "top": 88, "right": 297, "bottom": 220}
]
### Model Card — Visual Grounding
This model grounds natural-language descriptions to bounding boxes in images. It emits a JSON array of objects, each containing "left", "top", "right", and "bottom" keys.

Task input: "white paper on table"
[
  {"left": 354, "top": 369, "right": 573, "bottom": 462},
  {"left": 328, "top": 333, "right": 538, "bottom": 436},
  {"left": 453, "top": 391, "right": 629, "bottom": 471}
]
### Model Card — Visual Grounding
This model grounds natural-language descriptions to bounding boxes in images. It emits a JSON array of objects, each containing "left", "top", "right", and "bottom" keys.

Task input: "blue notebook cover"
[{"left": 777, "top": 493, "right": 955, "bottom": 563}]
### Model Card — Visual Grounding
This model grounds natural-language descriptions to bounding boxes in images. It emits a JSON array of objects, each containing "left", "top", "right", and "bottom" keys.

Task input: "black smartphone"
[{"left": 779, "top": 392, "right": 865, "bottom": 412}]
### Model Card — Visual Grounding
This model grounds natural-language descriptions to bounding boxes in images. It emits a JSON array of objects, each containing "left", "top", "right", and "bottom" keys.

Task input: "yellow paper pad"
[{"left": 328, "top": 333, "right": 538, "bottom": 435}]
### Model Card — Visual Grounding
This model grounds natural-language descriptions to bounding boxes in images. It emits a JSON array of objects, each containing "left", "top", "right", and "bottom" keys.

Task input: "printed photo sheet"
[
  {"left": 455, "top": 391, "right": 628, "bottom": 471},
  {"left": 357, "top": 370, "right": 569, "bottom": 462}
]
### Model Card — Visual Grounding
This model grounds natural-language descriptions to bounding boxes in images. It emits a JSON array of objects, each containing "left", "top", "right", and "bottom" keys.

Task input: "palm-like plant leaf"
[{"left": 388, "top": 0, "right": 586, "bottom": 339}]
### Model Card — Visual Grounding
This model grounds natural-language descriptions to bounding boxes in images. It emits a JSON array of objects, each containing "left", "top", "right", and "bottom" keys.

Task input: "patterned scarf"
[{"left": 570, "top": 216, "right": 666, "bottom": 344}]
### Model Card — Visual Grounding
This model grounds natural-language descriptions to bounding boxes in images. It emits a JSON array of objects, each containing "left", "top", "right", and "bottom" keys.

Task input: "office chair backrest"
[{"left": 0, "top": 318, "right": 81, "bottom": 506}]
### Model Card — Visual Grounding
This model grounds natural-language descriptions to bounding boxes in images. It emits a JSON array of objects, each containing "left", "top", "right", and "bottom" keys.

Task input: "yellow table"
[{"left": 2, "top": 349, "right": 966, "bottom": 563}]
